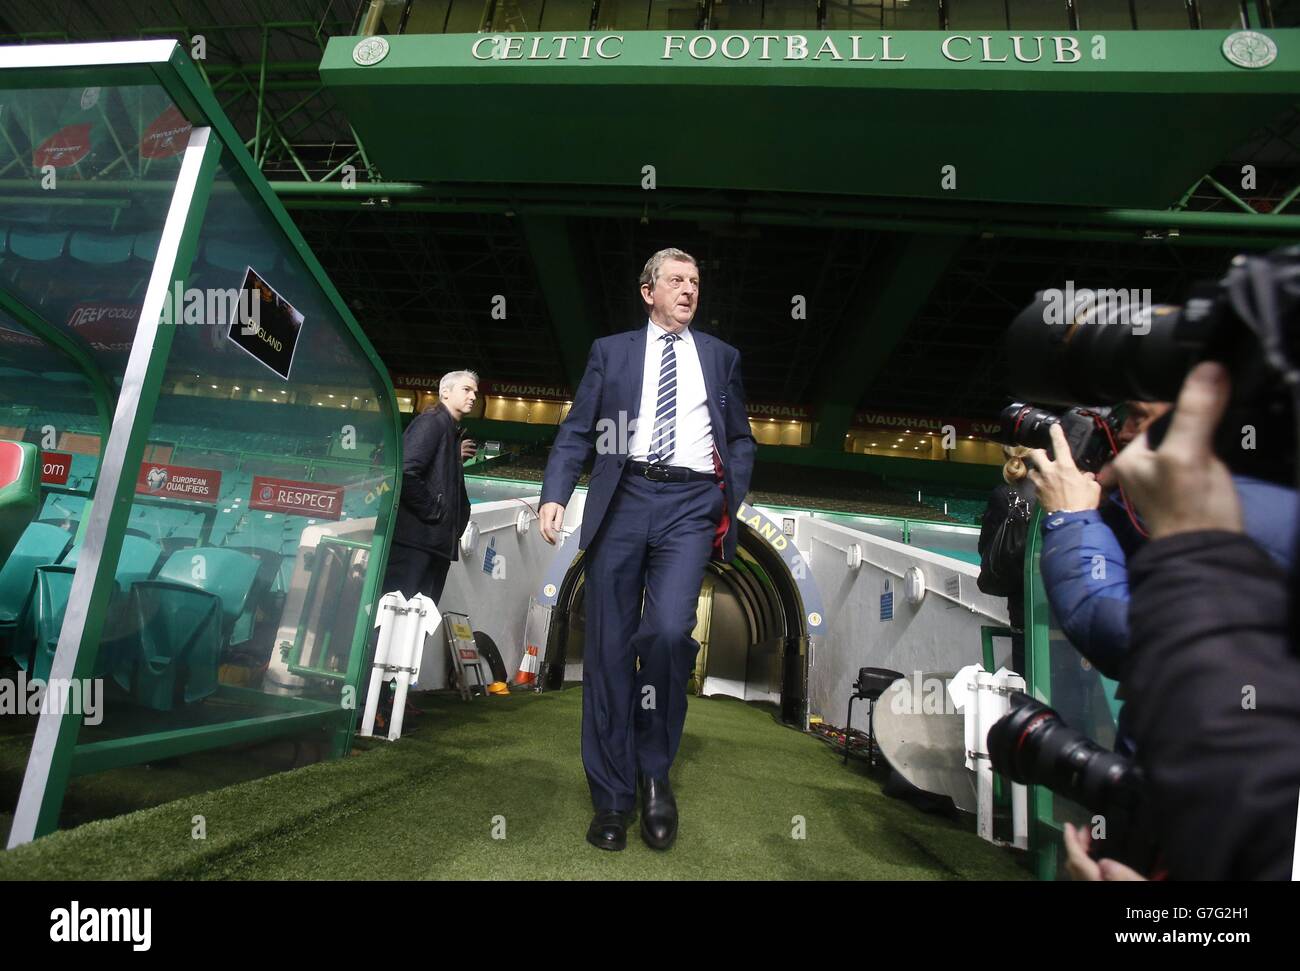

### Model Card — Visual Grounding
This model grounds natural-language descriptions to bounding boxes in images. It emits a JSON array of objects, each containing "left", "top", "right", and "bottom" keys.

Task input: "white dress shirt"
[{"left": 629, "top": 319, "right": 716, "bottom": 473}]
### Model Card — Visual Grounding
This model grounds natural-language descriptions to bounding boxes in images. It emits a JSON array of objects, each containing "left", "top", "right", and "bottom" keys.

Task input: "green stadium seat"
[
  {"left": 16, "top": 536, "right": 163, "bottom": 680},
  {"left": 115, "top": 547, "right": 260, "bottom": 710},
  {"left": 7, "top": 229, "right": 66, "bottom": 261},
  {"left": 118, "top": 581, "right": 223, "bottom": 710},
  {"left": 39, "top": 492, "right": 86, "bottom": 523},
  {"left": 152, "top": 547, "right": 260, "bottom": 632},
  {"left": 69, "top": 230, "right": 133, "bottom": 265},
  {"left": 0, "top": 521, "right": 72, "bottom": 630}
]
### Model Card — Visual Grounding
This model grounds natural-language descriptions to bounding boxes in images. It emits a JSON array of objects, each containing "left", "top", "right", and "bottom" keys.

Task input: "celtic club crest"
[
  {"left": 353, "top": 36, "right": 390, "bottom": 66},
  {"left": 1222, "top": 31, "right": 1277, "bottom": 69}
]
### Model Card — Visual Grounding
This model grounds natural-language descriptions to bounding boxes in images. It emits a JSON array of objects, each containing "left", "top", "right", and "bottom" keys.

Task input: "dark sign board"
[
  {"left": 250, "top": 475, "right": 344, "bottom": 521},
  {"left": 135, "top": 462, "right": 222, "bottom": 504},
  {"left": 225, "top": 266, "right": 304, "bottom": 380},
  {"left": 40, "top": 451, "right": 73, "bottom": 485}
]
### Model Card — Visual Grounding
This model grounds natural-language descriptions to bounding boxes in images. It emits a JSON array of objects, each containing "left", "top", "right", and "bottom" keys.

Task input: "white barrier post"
[
  {"left": 387, "top": 594, "right": 440, "bottom": 741},
  {"left": 361, "top": 593, "right": 405, "bottom": 738},
  {"left": 973, "top": 670, "right": 997, "bottom": 843},
  {"left": 998, "top": 670, "right": 1030, "bottom": 850}
]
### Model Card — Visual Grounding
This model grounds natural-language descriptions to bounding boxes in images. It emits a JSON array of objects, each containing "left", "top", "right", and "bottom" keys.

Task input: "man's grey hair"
[
  {"left": 439, "top": 369, "right": 479, "bottom": 396},
  {"left": 639, "top": 248, "right": 699, "bottom": 290}
]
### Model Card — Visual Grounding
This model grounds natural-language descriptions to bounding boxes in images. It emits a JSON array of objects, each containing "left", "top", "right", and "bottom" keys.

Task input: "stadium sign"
[{"left": 470, "top": 32, "right": 1165, "bottom": 66}]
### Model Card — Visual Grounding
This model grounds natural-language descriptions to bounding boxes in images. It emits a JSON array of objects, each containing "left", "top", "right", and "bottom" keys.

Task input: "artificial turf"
[{"left": 0, "top": 687, "right": 1031, "bottom": 880}]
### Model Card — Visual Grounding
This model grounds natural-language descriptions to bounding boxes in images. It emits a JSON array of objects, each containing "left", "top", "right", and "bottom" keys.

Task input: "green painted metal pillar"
[{"left": 1023, "top": 504, "right": 1059, "bottom": 880}]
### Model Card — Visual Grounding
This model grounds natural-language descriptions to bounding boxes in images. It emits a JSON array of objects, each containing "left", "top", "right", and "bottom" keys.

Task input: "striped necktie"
[{"left": 648, "top": 332, "right": 680, "bottom": 464}]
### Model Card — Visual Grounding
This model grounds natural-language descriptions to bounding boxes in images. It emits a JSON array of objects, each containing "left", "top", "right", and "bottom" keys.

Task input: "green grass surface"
[{"left": 0, "top": 688, "right": 1031, "bottom": 880}]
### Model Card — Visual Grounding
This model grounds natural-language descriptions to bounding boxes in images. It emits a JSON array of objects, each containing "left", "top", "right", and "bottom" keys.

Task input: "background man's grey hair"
[
  {"left": 639, "top": 248, "right": 699, "bottom": 290},
  {"left": 439, "top": 369, "right": 479, "bottom": 396}
]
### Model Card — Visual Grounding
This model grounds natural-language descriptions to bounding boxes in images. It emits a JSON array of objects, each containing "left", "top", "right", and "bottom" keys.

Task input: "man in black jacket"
[
  {"left": 385, "top": 370, "right": 477, "bottom": 602},
  {"left": 1110, "top": 361, "right": 1300, "bottom": 880},
  {"left": 363, "top": 371, "right": 478, "bottom": 730}
]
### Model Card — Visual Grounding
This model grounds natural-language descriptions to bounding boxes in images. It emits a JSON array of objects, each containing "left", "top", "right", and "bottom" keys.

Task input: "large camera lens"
[
  {"left": 995, "top": 403, "right": 1057, "bottom": 450},
  {"left": 988, "top": 694, "right": 1144, "bottom": 817},
  {"left": 1003, "top": 294, "right": 1202, "bottom": 407}
]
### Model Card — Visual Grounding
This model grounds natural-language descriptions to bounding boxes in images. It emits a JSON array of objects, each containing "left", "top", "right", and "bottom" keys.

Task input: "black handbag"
[{"left": 978, "top": 488, "right": 1033, "bottom": 597}]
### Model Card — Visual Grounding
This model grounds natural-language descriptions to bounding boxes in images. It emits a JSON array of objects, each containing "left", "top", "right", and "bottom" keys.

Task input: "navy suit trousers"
[{"left": 581, "top": 470, "right": 724, "bottom": 811}]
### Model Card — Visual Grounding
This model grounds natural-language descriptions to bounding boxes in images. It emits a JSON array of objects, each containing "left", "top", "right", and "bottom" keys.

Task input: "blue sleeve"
[
  {"left": 540, "top": 340, "right": 604, "bottom": 508},
  {"left": 1039, "top": 509, "right": 1131, "bottom": 680},
  {"left": 723, "top": 347, "right": 756, "bottom": 502},
  {"left": 1234, "top": 475, "right": 1299, "bottom": 570}
]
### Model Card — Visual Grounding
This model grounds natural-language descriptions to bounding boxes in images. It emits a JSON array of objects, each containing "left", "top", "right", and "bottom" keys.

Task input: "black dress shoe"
[
  {"left": 638, "top": 774, "right": 678, "bottom": 850},
  {"left": 586, "top": 809, "right": 633, "bottom": 851}
]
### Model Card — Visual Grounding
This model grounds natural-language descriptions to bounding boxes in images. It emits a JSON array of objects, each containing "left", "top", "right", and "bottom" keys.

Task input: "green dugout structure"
[{"left": 0, "top": 41, "right": 401, "bottom": 847}]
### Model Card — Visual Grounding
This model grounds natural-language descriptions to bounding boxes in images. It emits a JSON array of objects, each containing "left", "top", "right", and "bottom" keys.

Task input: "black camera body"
[
  {"left": 1002, "top": 247, "right": 1300, "bottom": 486},
  {"left": 996, "top": 402, "right": 1121, "bottom": 474}
]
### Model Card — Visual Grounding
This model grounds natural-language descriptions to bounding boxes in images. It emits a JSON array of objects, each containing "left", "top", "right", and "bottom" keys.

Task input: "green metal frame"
[
  {"left": 286, "top": 535, "right": 372, "bottom": 680},
  {"left": 272, "top": 179, "right": 1300, "bottom": 250},
  {"left": 1023, "top": 505, "right": 1057, "bottom": 880},
  {"left": 1020, "top": 505, "right": 1126, "bottom": 879},
  {"left": 71, "top": 691, "right": 345, "bottom": 776}
]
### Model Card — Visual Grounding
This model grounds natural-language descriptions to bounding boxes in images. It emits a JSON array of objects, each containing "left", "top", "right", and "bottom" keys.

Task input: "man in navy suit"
[{"left": 539, "top": 248, "right": 755, "bottom": 851}]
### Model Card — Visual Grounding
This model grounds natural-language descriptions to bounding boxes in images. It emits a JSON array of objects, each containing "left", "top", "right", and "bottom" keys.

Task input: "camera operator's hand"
[
  {"left": 1063, "top": 823, "right": 1147, "bottom": 881},
  {"left": 1112, "top": 362, "right": 1243, "bottom": 540},
  {"left": 1026, "top": 423, "right": 1102, "bottom": 513}
]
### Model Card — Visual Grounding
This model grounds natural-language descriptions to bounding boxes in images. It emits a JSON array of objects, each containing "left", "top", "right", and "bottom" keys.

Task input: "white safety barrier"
[
  {"left": 950, "top": 663, "right": 1029, "bottom": 850},
  {"left": 360, "top": 592, "right": 441, "bottom": 741}
]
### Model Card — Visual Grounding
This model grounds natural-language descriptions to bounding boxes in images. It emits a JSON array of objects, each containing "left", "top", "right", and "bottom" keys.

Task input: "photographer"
[
  {"left": 1026, "top": 405, "right": 1296, "bottom": 745},
  {"left": 1027, "top": 403, "right": 1166, "bottom": 681},
  {"left": 1112, "top": 362, "right": 1300, "bottom": 880}
]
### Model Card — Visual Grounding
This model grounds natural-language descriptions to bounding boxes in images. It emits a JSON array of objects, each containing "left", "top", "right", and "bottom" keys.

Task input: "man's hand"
[
  {"left": 1027, "top": 423, "right": 1102, "bottom": 513},
  {"left": 1112, "top": 362, "right": 1243, "bottom": 540},
  {"left": 460, "top": 439, "right": 478, "bottom": 462},
  {"left": 539, "top": 501, "right": 565, "bottom": 545},
  {"left": 1063, "top": 823, "right": 1147, "bottom": 881}
]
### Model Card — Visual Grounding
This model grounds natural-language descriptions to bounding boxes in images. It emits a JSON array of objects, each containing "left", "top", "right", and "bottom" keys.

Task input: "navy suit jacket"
[{"left": 540, "top": 326, "right": 756, "bottom": 562}]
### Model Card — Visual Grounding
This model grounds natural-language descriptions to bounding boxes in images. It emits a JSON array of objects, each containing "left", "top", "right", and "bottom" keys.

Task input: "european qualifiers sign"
[
  {"left": 225, "top": 266, "right": 304, "bottom": 381},
  {"left": 250, "top": 475, "right": 344, "bottom": 521},
  {"left": 135, "top": 462, "right": 222, "bottom": 503}
]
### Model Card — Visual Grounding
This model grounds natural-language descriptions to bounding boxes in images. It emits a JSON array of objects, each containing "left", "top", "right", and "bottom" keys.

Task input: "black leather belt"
[{"left": 626, "top": 460, "right": 720, "bottom": 483}]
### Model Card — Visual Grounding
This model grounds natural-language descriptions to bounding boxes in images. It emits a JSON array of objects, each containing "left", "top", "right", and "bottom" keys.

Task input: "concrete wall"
[
  {"left": 796, "top": 517, "right": 1008, "bottom": 735},
  {"left": 417, "top": 491, "right": 587, "bottom": 688}
]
